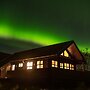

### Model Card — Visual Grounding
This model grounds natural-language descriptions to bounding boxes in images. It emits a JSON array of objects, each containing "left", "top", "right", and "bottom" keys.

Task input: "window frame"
[
  {"left": 37, "top": 60, "right": 43, "bottom": 69},
  {"left": 52, "top": 60, "right": 58, "bottom": 68},
  {"left": 18, "top": 63, "right": 23, "bottom": 68},
  {"left": 12, "top": 64, "right": 15, "bottom": 71},
  {"left": 27, "top": 61, "right": 33, "bottom": 70},
  {"left": 60, "top": 63, "right": 63, "bottom": 69},
  {"left": 64, "top": 50, "right": 69, "bottom": 57},
  {"left": 60, "top": 50, "right": 69, "bottom": 57},
  {"left": 70, "top": 64, "right": 74, "bottom": 70},
  {"left": 6, "top": 65, "right": 11, "bottom": 71},
  {"left": 64, "top": 63, "right": 69, "bottom": 69}
]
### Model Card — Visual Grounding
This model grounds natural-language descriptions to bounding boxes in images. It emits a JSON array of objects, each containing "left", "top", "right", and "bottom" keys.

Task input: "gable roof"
[
  {"left": 0, "top": 52, "right": 10, "bottom": 60},
  {"left": 6, "top": 40, "right": 84, "bottom": 61},
  {"left": 0, "top": 40, "right": 85, "bottom": 67}
]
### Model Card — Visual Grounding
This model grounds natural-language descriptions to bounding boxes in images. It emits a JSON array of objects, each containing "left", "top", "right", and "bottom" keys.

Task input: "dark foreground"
[
  {"left": 0, "top": 69, "right": 90, "bottom": 90},
  {"left": 0, "top": 78, "right": 90, "bottom": 90}
]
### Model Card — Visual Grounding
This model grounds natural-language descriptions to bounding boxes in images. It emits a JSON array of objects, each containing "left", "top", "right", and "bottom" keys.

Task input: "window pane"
[
  {"left": 55, "top": 61, "right": 58, "bottom": 65},
  {"left": 41, "top": 61, "right": 43, "bottom": 64},
  {"left": 27, "top": 62, "right": 33, "bottom": 66},
  {"left": 72, "top": 65, "right": 74, "bottom": 68},
  {"left": 60, "top": 63, "right": 63, "bottom": 68},
  {"left": 19, "top": 63, "right": 23, "bottom": 67},
  {"left": 64, "top": 67, "right": 67, "bottom": 69},
  {"left": 27, "top": 62, "right": 33, "bottom": 70},
  {"left": 64, "top": 50, "right": 69, "bottom": 57},
  {"left": 27, "top": 62, "right": 30, "bottom": 66},
  {"left": 27, "top": 67, "right": 32, "bottom": 69},
  {"left": 30, "top": 62, "right": 33, "bottom": 66},
  {"left": 72, "top": 65, "right": 74, "bottom": 70},
  {"left": 67, "top": 63, "right": 69, "bottom": 69},
  {"left": 55, "top": 61, "right": 58, "bottom": 67},
  {"left": 41, "top": 65, "right": 43, "bottom": 68},
  {"left": 12, "top": 65, "right": 15, "bottom": 71},
  {"left": 52, "top": 60, "right": 58, "bottom": 68},
  {"left": 37, "top": 65, "right": 39, "bottom": 68},
  {"left": 72, "top": 68, "right": 74, "bottom": 70},
  {"left": 55, "top": 65, "right": 58, "bottom": 68},
  {"left": 64, "top": 63, "right": 67, "bottom": 67},
  {"left": 37, "top": 61, "right": 43, "bottom": 69},
  {"left": 6, "top": 65, "right": 11, "bottom": 71},
  {"left": 37, "top": 61, "right": 40, "bottom": 64},
  {"left": 64, "top": 63, "right": 69, "bottom": 69},
  {"left": 70, "top": 64, "right": 72, "bottom": 67},
  {"left": 52, "top": 60, "right": 54, "bottom": 65},
  {"left": 70, "top": 64, "right": 74, "bottom": 70},
  {"left": 52, "top": 64, "right": 54, "bottom": 67},
  {"left": 61, "top": 53, "right": 63, "bottom": 56}
]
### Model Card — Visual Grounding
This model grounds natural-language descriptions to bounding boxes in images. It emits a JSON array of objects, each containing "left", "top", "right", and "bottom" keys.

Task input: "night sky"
[{"left": 0, "top": 0, "right": 90, "bottom": 53}]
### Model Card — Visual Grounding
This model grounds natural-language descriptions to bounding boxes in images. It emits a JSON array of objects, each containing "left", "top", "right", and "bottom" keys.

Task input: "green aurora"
[
  {"left": 0, "top": 22, "right": 69, "bottom": 45},
  {"left": 0, "top": 0, "right": 90, "bottom": 53},
  {"left": 0, "top": 22, "right": 88, "bottom": 51}
]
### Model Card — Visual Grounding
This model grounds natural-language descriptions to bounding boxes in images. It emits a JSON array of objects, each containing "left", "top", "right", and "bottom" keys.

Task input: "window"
[
  {"left": 19, "top": 63, "right": 23, "bottom": 67},
  {"left": 27, "top": 62, "right": 33, "bottom": 69},
  {"left": 37, "top": 60, "right": 43, "bottom": 69},
  {"left": 70, "top": 64, "right": 74, "bottom": 70},
  {"left": 64, "top": 63, "right": 69, "bottom": 69},
  {"left": 52, "top": 60, "right": 58, "bottom": 68},
  {"left": 6, "top": 65, "right": 11, "bottom": 71},
  {"left": 12, "top": 65, "right": 15, "bottom": 71},
  {"left": 64, "top": 50, "right": 69, "bottom": 57},
  {"left": 61, "top": 53, "right": 64, "bottom": 56},
  {"left": 60, "top": 50, "right": 69, "bottom": 57},
  {"left": 60, "top": 63, "right": 63, "bottom": 69}
]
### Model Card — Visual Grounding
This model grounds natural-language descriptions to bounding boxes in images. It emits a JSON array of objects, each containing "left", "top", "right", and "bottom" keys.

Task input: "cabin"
[
  {"left": 0, "top": 52, "right": 11, "bottom": 77},
  {"left": 0, "top": 41, "right": 86, "bottom": 82}
]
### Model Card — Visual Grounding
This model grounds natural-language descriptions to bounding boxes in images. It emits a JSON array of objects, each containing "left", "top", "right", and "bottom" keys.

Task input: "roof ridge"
[{"left": 15, "top": 40, "right": 74, "bottom": 54}]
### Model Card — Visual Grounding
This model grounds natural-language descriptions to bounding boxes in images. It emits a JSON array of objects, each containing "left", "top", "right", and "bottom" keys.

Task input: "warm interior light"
[
  {"left": 64, "top": 50, "right": 69, "bottom": 57},
  {"left": 19, "top": 63, "right": 23, "bottom": 67},
  {"left": 52, "top": 60, "right": 58, "bottom": 68},
  {"left": 60, "top": 63, "right": 63, "bottom": 68},
  {"left": 41, "top": 61, "right": 43, "bottom": 64},
  {"left": 61, "top": 53, "right": 63, "bottom": 56},
  {"left": 6, "top": 65, "right": 11, "bottom": 71},
  {"left": 70, "top": 64, "right": 74, "bottom": 70},
  {"left": 37, "top": 60, "right": 43, "bottom": 69},
  {"left": 12, "top": 65, "right": 15, "bottom": 71},
  {"left": 64, "top": 63, "right": 69, "bottom": 69},
  {"left": 52, "top": 60, "right": 54, "bottom": 67},
  {"left": 27, "top": 62, "right": 33, "bottom": 69}
]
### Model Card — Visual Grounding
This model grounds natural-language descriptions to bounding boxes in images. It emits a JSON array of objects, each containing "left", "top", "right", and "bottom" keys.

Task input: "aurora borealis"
[
  {"left": 0, "top": 24, "right": 66, "bottom": 45},
  {"left": 0, "top": 0, "right": 90, "bottom": 53}
]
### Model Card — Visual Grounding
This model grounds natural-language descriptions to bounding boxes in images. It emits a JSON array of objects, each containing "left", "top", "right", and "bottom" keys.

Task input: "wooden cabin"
[
  {"left": 0, "top": 52, "right": 11, "bottom": 77},
  {"left": 0, "top": 41, "right": 86, "bottom": 81}
]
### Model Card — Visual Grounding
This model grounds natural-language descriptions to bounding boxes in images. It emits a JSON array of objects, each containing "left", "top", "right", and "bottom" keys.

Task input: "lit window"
[
  {"left": 64, "top": 63, "right": 69, "bottom": 69},
  {"left": 60, "top": 63, "right": 63, "bottom": 69},
  {"left": 64, "top": 50, "right": 69, "bottom": 57},
  {"left": 70, "top": 64, "right": 74, "bottom": 70},
  {"left": 6, "top": 65, "right": 11, "bottom": 71},
  {"left": 52, "top": 60, "right": 58, "bottom": 68},
  {"left": 37, "top": 60, "right": 43, "bottom": 69},
  {"left": 52, "top": 60, "right": 54, "bottom": 67},
  {"left": 27, "top": 62, "right": 33, "bottom": 70},
  {"left": 61, "top": 53, "right": 64, "bottom": 56},
  {"left": 12, "top": 65, "right": 15, "bottom": 71},
  {"left": 19, "top": 63, "right": 23, "bottom": 67}
]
